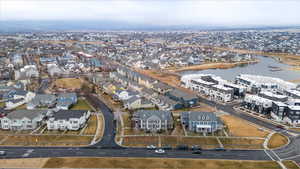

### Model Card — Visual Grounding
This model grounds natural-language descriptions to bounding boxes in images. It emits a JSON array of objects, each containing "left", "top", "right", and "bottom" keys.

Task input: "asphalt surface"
[{"left": 1, "top": 89, "right": 300, "bottom": 163}]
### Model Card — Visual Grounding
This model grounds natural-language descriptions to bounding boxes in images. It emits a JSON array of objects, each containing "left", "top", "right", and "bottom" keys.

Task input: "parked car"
[
  {"left": 0, "top": 151, "right": 6, "bottom": 156},
  {"left": 155, "top": 149, "right": 165, "bottom": 154},
  {"left": 214, "top": 147, "right": 226, "bottom": 151},
  {"left": 161, "top": 145, "right": 172, "bottom": 150},
  {"left": 147, "top": 145, "right": 156, "bottom": 150},
  {"left": 192, "top": 150, "right": 202, "bottom": 154},
  {"left": 176, "top": 145, "right": 189, "bottom": 150},
  {"left": 191, "top": 145, "right": 202, "bottom": 151}
]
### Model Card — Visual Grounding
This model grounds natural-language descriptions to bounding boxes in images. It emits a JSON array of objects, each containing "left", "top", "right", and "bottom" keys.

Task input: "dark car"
[
  {"left": 192, "top": 150, "right": 202, "bottom": 154},
  {"left": 176, "top": 145, "right": 189, "bottom": 150},
  {"left": 161, "top": 145, "right": 172, "bottom": 150},
  {"left": 215, "top": 147, "right": 226, "bottom": 151},
  {"left": 276, "top": 125, "right": 285, "bottom": 129},
  {"left": 191, "top": 145, "right": 202, "bottom": 151}
]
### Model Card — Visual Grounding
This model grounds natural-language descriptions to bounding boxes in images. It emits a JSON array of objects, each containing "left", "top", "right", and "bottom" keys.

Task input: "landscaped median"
[
  {"left": 267, "top": 133, "right": 289, "bottom": 149},
  {"left": 0, "top": 157, "right": 283, "bottom": 169},
  {"left": 119, "top": 135, "right": 266, "bottom": 150}
]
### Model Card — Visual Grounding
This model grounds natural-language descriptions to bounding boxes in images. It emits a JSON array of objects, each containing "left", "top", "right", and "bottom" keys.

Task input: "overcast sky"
[{"left": 1, "top": 0, "right": 300, "bottom": 26}]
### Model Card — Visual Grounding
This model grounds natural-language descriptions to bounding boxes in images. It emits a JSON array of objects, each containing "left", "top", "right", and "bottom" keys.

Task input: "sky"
[{"left": 1, "top": 0, "right": 300, "bottom": 26}]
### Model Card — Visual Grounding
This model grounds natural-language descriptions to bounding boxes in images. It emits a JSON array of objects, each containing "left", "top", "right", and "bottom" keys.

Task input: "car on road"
[
  {"left": 176, "top": 145, "right": 189, "bottom": 150},
  {"left": 214, "top": 147, "right": 226, "bottom": 151},
  {"left": 192, "top": 150, "right": 202, "bottom": 154},
  {"left": 155, "top": 149, "right": 165, "bottom": 154},
  {"left": 147, "top": 145, "right": 156, "bottom": 150},
  {"left": 276, "top": 125, "right": 285, "bottom": 129},
  {"left": 0, "top": 151, "right": 6, "bottom": 156},
  {"left": 191, "top": 145, "right": 202, "bottom": 151}
]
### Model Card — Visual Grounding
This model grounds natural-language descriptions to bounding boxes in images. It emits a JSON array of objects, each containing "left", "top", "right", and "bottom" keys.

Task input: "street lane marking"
[{"left": 264, "top": 150, "right": 275, "bottom": 161}]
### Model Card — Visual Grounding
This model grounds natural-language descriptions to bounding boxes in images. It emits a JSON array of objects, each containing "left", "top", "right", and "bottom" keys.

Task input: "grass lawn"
[
  {"left": 267, "top": 133, "right": 289, "bottom": 149},
  {"left": 122, "top": 113, "right": 132, "bottom": 128},
  {"left": 220, "top": 115, "right": 269, "bottom": 138},
  {"left": 93, "top": 114, "right": 104, "bottom": 142},
  {"left": 54, "top": 78, "right": 83, "bottom": 89},
  {"left": 160, "top": 136, "right": 219, "bottom": 149},
  {"left": 282, "top": 161, "right": 300, "bottom": 169},
  {"left": 82, "top": 114, "right": 98, "bottom": 135},
  {"left": 289, "top": 128, "right": 300, "bottom": 132},
  {"left": 219, "top": 138, "right": 265, "bottom": 149},
  {"left": 0, "top": 157, "right": 281, "bottom": 169},
  {"left": 0, "top": 102, "right": 5, "bottom": 107},
  {"left": 122, "top": 136, "right": 159, "bottom": 147},
  {"left": 14, "top": 104, "right": 27, "bottom": 110},
  {"left": 0, "top": 135, "right": 93, "bottom": 146},
  {"left": 70, "top": 99, "right": 93, "bottom": 111}
]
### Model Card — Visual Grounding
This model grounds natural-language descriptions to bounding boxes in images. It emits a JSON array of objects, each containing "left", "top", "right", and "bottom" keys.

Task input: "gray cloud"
[{"left": 1, "top": 0, "right": 300, "bottom": 26}]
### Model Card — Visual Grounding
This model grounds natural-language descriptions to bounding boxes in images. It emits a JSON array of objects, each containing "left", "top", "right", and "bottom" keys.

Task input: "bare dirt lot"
[
  {"left": 0, "top": 157, "right": 282, "bottom": 169},
  {"left": 220, "top": 115, "right": 269, "bottom": 138}
]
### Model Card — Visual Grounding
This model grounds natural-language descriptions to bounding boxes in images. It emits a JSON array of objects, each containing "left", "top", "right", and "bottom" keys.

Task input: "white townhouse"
[
  {"left": 235, "top": 74, "right": 297, "bottom": 94},
  {"left": 47, "top": 110, "right": 91, "bottom": 131},
  {"left": 209, "top": 84, "right": 234, "bottom": 102},
  {"left": 243, "top": 94, "right": 273, "bottom": 114},
  {"left": 181, "top": 74, "right": 234, "bottom": 102},
  {"left": 0, "top": 110, "right": 47, "bottom": 130}
]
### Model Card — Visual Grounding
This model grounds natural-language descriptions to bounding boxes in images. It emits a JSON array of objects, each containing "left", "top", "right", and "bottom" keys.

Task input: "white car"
[
  {"left": 147, "top": 145, "right": 156, "bottom": 150},
  {"left": 155, "top": 149, "right": 165, "bottom": 154},
  {"left": 0, "top": 151, "right": 6, "bottom": 156}
]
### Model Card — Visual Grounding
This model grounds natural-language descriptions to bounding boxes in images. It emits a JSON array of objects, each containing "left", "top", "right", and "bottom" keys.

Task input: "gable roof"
[
  {"left": 6, "top": 110, "right": 46, "bottom": 120},
  {"left": 52, "top": 110, "right": 88, "bottom": 120},
  {"left": 134, "top": 110, "right": 172, "bottom": 121}
]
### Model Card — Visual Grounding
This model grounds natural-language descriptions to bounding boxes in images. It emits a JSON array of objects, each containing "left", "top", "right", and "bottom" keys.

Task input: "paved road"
[
  {"left": 0, "top": 148, "right": 270, "bottom": 161},
  {"left": 84, "top": 94, "right": 119, "bottom": 148}
]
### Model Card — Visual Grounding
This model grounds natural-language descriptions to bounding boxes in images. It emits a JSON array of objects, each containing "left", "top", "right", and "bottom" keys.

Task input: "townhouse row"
[{"left": 0, "top": 109, "right": 91, "bottom": 131}]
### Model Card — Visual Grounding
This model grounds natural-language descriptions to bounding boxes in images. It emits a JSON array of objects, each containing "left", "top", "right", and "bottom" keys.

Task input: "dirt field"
[
  {"left": 267, "top": 133, "right": 289, "bottom": 149},
  {"left": 122, "top": 136, "right": 159, "bottom": 147},
  {"left": 71, "top": 99, "right": 94, "bottom": 111},
  {"left": 167, "top": 60, "right": 258, "bottom": 72},
  {"left": 282, "top": 161, "right": 300, "bottom": 169},
  {"left": 0, "top": 135, "right": 93, "bottom": 146},
  {"left": 220, "top": 115, "right": 269, "bottom": 138},
  {"left": 82, "top": 114, "right": 98, "bottom": 135},
  {"left": 53, "top": 78, "right": 84, "bottom": 89},
  {"left": 0, "top": 157, "right": 281, "bottom": 169},
  {"left": 93, "top": 114, "right": 104, "bottom": 142},
  {"left": 220, "top": 138, "right": 265, "bottom": 149}
]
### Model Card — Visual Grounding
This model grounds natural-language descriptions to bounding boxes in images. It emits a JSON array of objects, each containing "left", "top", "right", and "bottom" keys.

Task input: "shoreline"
[{"left": 165, "top": 60, "right": 259, "bottom": 72}]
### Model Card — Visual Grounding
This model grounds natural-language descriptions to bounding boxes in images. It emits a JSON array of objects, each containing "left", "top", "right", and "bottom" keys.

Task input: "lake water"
[{"left": 181, "top": 56, "right": 300, "bottom": 81}]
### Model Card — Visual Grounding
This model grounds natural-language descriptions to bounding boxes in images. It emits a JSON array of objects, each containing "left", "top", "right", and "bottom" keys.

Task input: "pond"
[{"left": 181, "top": 56, "right": 300, "bottom": 81}]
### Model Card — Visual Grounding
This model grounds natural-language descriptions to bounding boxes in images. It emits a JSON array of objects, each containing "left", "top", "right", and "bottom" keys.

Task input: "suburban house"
[
  {"left": 284, "top": 106, "right": 300, "bottom": 125},
  {"left": 56, "top": 93, "right": 77, "bottom": 110},
  {"left": 0, "top": 110, "right": 47, "bottom": 130},
  {"left": 47, "top": 110, "right": 91, "bottom": 131},
  {"left": 5, "top": 90, "right": 35, "bottom": 110},
  {"left": 132, "top": 110, "right": 173, "bottom": 132},
  {"left": 124, "top": 96, "right": 155, "bottom": 110},
  {"left": 166, "top": 89, "right": 199, "bottom": 108},
  {"left": 181, "top": 111, "right": 223, "bottom": 133},
  {"left": 27, "top": 94, "right": 56, "bottom": 109}
]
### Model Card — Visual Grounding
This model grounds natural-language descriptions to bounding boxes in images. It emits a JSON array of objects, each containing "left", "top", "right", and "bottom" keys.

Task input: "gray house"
[
  {"left": 56, "top": 93, "right": 77, "bottom": 110},
  {"left": 181, "top": 112, "right": 223, "bottom": 133},
  {"left": 0, "top": 110, "right": 47, "bottom": 130},
  {"left": 27, "top": 94, "right": 56, "bottom": 109},
  {"left": 132, "top": 110, "right": 173, "bottom": 132}
]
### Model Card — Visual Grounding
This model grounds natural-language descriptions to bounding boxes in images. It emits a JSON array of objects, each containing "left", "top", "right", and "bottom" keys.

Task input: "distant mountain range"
[{"left": 0, "top": 20, "right": 299, "bottom": 33}]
